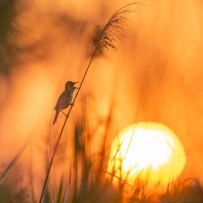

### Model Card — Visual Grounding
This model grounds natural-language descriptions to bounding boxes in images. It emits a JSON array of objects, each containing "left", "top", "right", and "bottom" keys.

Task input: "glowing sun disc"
[{"left": 107, "top": 122, "right": 186, "bottom": 184}]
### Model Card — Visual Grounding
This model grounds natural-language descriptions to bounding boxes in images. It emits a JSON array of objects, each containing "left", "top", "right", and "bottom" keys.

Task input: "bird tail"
[{"left": 53, "top": 110, "right": 60, "bottom": 125}]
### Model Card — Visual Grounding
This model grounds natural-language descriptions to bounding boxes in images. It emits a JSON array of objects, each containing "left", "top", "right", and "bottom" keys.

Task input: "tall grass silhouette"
[
  {"left": 38, "top": 3, "right": 144, "bottom": 203},
  {"left": 1, "top": 1, "right": 203, "bottom": 203}
]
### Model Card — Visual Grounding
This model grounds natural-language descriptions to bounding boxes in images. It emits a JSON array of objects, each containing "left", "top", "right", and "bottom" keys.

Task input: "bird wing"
[{"left": 54, "top": 90, "right": 71, "bottom": 110}]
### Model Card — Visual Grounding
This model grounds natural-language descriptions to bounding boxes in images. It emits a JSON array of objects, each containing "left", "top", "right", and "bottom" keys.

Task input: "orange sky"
[{"left": 1, "top": 0, "right": 203, "bottom": 188}]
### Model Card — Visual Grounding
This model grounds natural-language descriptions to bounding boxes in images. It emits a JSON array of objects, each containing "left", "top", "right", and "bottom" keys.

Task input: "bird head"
[{"left": 65, "top": 81, "right": 79, "bottom": 91}]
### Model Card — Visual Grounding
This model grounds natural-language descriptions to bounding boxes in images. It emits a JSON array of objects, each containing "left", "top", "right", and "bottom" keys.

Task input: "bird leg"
[
  {"left": 61, "top": 110, "right": 67, "bottom": 116},
  {"left": 60, "top": 103, "right": 74, "bottom": 117}
]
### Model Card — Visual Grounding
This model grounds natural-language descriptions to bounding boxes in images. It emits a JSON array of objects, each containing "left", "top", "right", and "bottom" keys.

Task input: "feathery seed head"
[{"left": 90, "top": 2, "right": 145, "bottom": 57}]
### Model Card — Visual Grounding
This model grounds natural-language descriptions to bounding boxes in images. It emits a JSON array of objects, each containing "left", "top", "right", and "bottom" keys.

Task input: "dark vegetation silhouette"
[{"left": 0, "top": 1, "right": 203, "bottom": 203}]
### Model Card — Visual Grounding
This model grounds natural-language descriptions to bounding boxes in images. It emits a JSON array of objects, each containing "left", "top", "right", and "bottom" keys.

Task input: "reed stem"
[{"left": 38, "top": 3, "right": 142, "bottom": 202}]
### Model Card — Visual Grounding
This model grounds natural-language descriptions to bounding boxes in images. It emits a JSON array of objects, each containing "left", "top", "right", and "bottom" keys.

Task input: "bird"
[{"left": 53, "top": 81, "right": 78, "bottom": 125}]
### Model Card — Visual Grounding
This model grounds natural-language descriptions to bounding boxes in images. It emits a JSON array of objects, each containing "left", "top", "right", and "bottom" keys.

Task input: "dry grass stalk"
[{"left": 39, "top": 3, "right": 143, "bottom": 203}]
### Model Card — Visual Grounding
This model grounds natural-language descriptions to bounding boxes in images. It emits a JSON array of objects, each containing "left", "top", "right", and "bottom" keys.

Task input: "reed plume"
[{"left": 91, "top": 3, "right": 143, "bottom": 53}]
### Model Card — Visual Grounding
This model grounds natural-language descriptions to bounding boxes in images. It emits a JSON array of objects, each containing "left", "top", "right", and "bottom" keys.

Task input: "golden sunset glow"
[
  {"left": 1, "top": 0, "right": 203, "bottom": 201},
  {"left": 108, "top": 123, "right": 186, "bottom": 184}
]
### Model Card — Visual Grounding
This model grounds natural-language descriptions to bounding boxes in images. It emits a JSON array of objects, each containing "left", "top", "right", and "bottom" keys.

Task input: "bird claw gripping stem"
[
  {"left": 59, "top": 104, "right": 74, "bottom": 118},
  {"left": 61, "top": 110, "right": 67, "bottom": 116}
]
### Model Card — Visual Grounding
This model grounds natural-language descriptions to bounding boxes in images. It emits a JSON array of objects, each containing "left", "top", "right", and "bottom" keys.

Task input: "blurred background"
[{"left": 0, "top": 0, "right": 203, "bottom": 201}]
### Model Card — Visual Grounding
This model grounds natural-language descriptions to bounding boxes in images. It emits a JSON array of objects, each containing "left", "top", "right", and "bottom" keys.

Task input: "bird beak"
[{"left": 74, "top": 81, "right": 79, "bottom": 89}]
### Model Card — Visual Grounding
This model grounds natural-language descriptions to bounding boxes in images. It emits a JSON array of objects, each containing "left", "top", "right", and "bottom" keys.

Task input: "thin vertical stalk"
[
  {"left": 39, "top": 46, "right": 98, "bottom": 203},
  {"left": 39, "top": 3, "right": 142, "bottom": 202}
]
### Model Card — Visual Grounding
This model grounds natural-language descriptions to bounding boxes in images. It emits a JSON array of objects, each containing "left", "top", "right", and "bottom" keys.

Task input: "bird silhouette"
[{"left": 53, "top": 81, "right": 78, "bottom": 125}]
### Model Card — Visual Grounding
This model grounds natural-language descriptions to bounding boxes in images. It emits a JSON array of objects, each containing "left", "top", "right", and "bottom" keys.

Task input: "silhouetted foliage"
[{"left": 0, "top": 0, "right": 20, "bottom": 76}]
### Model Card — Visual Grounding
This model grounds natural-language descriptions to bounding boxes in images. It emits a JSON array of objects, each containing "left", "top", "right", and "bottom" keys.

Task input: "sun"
[{"left": 107, "top": 122, "right": 186, "bottom": 184}]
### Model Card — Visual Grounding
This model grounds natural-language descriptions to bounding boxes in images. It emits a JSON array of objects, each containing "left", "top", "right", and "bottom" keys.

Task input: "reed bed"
[{"left": 0, "top": 2, "right": 203, "bottom": 203}]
